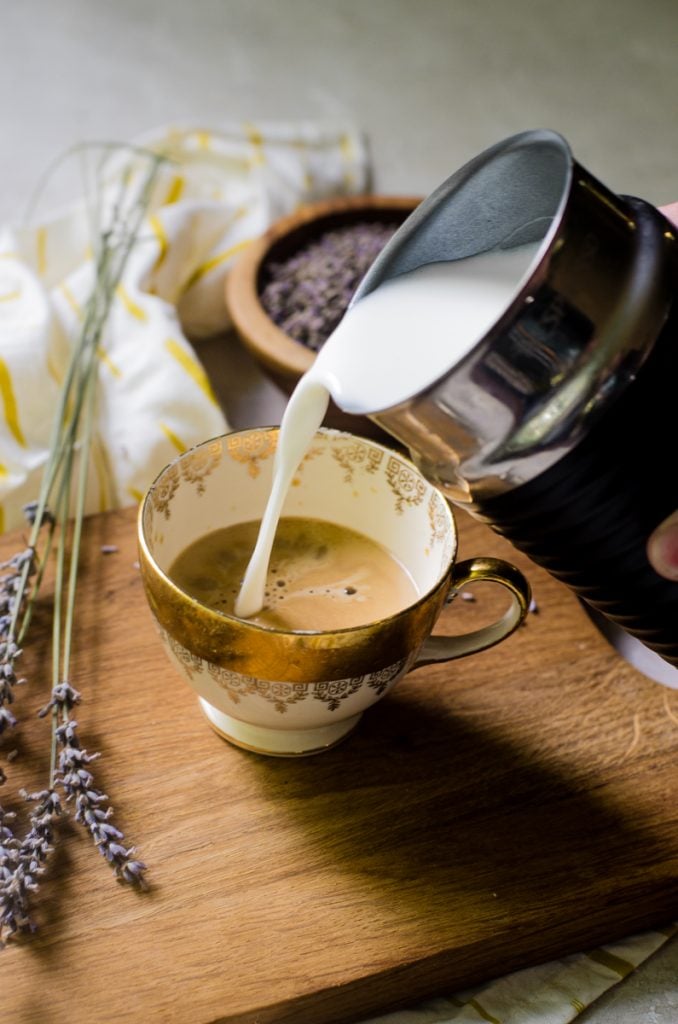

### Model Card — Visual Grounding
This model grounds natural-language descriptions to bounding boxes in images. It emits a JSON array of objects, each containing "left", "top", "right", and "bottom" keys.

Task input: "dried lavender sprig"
[
  {"left": 0, "top": 547, "right": 35, "bottom": 739},
  {"left": 40, "top": 169, "right": 150, "bottom": 888},
  {"left": 0, "top": 547, "right": 36, "bottom": 648},
  {"left": 0, "top": 506, "right": 74, "bottom": 926},
  {"left": 22, "top": 502, "right": 55, "bottom": 528},
  {"left": 0, "top": 789, "right": 62, "bottom": 947},
  {"left": 0, "top": 504, "right": 68, "bottom": 745},
  {"left": 0, "top": 643, "right": 23, "bottom": 736},
  {"left": 0, "top": 802, "right": 23, "bottom": 942},
  {"left": 40, "top": 286, "right": 148, "bottom": 888},
  {"left": 50, "top": 698, "right": 147, "bottom": 890}
]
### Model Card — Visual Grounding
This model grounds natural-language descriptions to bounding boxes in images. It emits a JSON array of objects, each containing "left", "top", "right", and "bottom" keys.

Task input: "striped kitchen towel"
[{"left": 0, "top": 121, "right": 368, "bottom": 531}]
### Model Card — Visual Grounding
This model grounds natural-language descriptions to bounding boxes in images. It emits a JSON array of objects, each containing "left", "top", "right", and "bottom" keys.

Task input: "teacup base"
[{"left": 198, "top": 698, "right": 362, "bottom": 757}]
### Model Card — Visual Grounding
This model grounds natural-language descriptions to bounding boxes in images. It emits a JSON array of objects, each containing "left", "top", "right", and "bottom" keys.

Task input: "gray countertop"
[{"left": 2, "top": 1, "right": 677, "bottom": 1019}]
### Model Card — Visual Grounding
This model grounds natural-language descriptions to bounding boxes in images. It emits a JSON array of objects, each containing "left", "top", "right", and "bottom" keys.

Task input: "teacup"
[{"left": 138, "top": 428, "right": 530, "bottom": 756}]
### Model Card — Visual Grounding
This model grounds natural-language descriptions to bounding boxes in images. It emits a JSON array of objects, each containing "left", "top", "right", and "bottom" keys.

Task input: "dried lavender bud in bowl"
[{"left": 260, "top": 222, "right": 397, "bottom": 352}]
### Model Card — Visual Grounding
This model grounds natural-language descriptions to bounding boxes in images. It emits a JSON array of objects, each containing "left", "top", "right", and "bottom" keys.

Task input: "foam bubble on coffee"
[{"left": 235, "top": 243, "right": 538, "bottom": 619}]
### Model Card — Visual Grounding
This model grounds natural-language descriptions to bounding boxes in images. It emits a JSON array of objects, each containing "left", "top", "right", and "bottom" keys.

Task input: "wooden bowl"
[{"left": 225, "top": 195, "right": 419, "bottom": 434}]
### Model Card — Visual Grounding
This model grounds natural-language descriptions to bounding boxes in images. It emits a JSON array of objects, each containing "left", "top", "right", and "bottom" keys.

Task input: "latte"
[{"left": 170, "top": 516, "right": 419, "bottom": 632}]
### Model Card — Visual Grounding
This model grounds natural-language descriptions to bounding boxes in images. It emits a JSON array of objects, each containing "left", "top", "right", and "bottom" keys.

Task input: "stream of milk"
[{"left": 234, "top": 243, "right": 538, "bottom": 619}]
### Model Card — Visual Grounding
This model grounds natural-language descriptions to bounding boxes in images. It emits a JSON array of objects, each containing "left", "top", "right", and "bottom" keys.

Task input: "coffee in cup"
[{"left": 169, "top": 517, "right": 419, "bottom": 631}]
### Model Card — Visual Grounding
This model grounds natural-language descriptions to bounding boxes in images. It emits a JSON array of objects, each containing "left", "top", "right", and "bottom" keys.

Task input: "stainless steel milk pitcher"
[{"left": 353, "top": 129, "right": 678, "bottom": 666}]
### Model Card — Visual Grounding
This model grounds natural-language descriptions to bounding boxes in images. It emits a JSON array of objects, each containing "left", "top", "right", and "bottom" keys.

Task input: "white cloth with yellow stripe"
[
  {"left": 365, "top": 926, "right": 676, "bottom": 1024},
  {"left": 0, "top": 122, "right": 368, "bottom": 531}
]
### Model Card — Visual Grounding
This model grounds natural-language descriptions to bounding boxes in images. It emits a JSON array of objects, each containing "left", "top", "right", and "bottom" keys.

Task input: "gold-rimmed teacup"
[{"left": 138, "top": 428, "right": 530, "bottom": 756}]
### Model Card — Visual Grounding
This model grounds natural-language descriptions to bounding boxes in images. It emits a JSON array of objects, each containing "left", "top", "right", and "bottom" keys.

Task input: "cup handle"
[{"left": 414, "top": 557, "right": 531, "bottom": 668}]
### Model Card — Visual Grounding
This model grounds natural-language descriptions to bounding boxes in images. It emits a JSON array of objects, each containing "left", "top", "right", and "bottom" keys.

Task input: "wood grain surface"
[{"left": 2, "top": 505, "right": 677, "bottom": 1024}]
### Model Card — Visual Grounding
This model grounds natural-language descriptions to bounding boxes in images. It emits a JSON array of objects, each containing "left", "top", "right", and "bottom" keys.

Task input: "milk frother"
[{"left": 353, "top": 129, "right": 678, "bottom": 667}]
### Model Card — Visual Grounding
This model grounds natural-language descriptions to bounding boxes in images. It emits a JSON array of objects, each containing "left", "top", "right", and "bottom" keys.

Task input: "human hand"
[
  {"left": 660, "top": 201, "right": 678, "bottom": 226},
  {"left": 646, "top": 202, "right": 678, "bottom": 580}
]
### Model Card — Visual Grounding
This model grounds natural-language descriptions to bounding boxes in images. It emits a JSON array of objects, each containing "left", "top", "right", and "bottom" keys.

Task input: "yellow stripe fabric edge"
[
  {"left": 97, "top": 346, "right": 122, "bottom": 378},
  {"left": 164, "top": 174, "right": 185, "bottom": 205},
  {"left": 0, "top": 355, "right": 26, "bottom": 447},
  {"left": 116, "top": 283, "right": 148, "bottom": 322},
  {"left": 164, "top": 338, "right": 218, "bottom": 406},
  {"left": 159, "top": 421, "right": 188, "bottom": 454},
  {"left": 46, "top": 346, "right": 63, "bottom": 386},
  {"left": 59, "top": 282, "right": 84, "bottom": 321},
  {"left": 242, "top": 121, "right": 266, "bottom": 166},
  {"left": 148, "top": 213, "right": 169, "bottom": 272},
  {"left": 184, "top": 237, "right": 252, "bottom": 291},
  {"left": 36, "top": 227, "right": 47, "bottom": 276},
  {"left": 90, "top": 439, "right": 112, "bottom": 513},
  {"left": 585, "top": 948, "right": 636, "bottom": 978},
  {"left": 467, "top": 996, "right": 502, "bottom": 1023}
]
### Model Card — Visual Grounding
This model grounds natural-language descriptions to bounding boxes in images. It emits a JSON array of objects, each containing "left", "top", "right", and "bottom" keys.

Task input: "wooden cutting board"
[{"left": 3, "top": 505, "right": 678, "bottom": 1024}]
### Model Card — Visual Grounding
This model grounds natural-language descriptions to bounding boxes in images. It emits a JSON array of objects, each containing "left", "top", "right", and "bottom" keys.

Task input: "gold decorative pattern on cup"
[
  {"left": 226, "top": 430, "right": 277, "bottom": 478},
  {"left": 164, "top": 628, "right": 203, "bottom": 678},
  {"left": 179, "top": 439, "right": 222, "bottom": 493},
  {"left": 151, "top": 463, "right": 180, "bottom": 520},
  {"left": 386, "top": 456, "right": 426, "bottom": 513},
  {"left": 428, "top": 490, "right": 449, "bottom": 546},
  {"left": 313, "top": 677, "right": 364, "bottom": 710},
  {"left": 207, "top": 663, "right": 308, "bottom": 713},
  {"left": 159, "top": 625, "right": 411, "bottom": 716},
  {"left": 331, "top": 439, "right": 384, "bottom": 482},
  {"left": 364, "top": 661, "right": 405, "bottom": 696},
  {"left": 149, "top": 440, "right": 222, "bottom": 521},
  {"left": 301, "top": 445, "right": 324, "bottom": 465}
]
